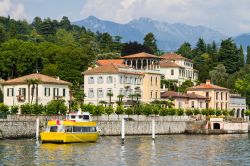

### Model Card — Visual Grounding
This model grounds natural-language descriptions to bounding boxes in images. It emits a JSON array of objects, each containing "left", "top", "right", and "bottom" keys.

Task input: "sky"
[{"left": 0, "top": 0, "right": 250, "bottom": 36}]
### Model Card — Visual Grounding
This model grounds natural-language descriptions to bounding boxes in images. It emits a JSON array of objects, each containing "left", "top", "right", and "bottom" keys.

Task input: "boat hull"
[{"left": 41, "top": 132, "right": 99, "bottom": 143}]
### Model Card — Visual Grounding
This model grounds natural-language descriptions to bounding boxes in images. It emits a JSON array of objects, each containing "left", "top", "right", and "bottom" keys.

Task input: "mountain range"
[{"left": 73, "top": 16, "right": 250, "bottom": 51}]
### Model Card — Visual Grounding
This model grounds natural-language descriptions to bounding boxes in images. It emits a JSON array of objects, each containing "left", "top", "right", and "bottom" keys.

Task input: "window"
[
  {"left": 107, "top": 76, "right": 113, "bottom": 84},
  {"left": 178, "top": 102, "right": 182, "bottom": 108},
  {"left": 216, "top": 103, "right": 218, "bottom": 109},
  {"left": 206, "top": 92, "right": 209, "bottom": 97},
  {"left": 221, "top": 103, "right": 223, "bottom": 109},
  {"left": 151, "top": 76, "right": 153, "bottom": 85},
  {"left": 97, "top": 76, "right": 103, "bottom": 84},
  {"left": 63, "top": 88, "right": 66, "bottom": 97},
  {"left": 44, "top": 88, "right": 50, "bottom": 97},
  {"left": 120, "top": 76, "right": 123, "bottom": 84},
  {"left": 216, "top": 92, "right": 219, "bottom": 100},
  {"left": 97, "top": 89, "right": 103, "bottom": 98},
  {"left": 107, "top": 88, "right": 113, "bottom": 96},
  {"left": 171, "top": 69, "right": 174, "bottom": 75},
  {"left": 53, "top": 88, "right": 59, "bottom": 97},
  {"left": 199, "top": 102, "right": 203, "bottom": 108},
  {"left": 155, "top": 91, "right": 158, "bottom": 99},
  {"left": 150, "top": 91, "right": 153, "bottom": 99},
  {"left": 131, "top": 77, "right": 134, "bottom": 84},
  {"left": 7, "top": 88, "right": 14, "bottom": 97},
  {"left": 191, "top": 101, "right": 195, "bottom": 108},
  {"left": 88, "top": 89, "right": 94, "bottom": 98},
  {"left": 206, "top": 103, "right": 209, "bottom": 109},
  {"left": 155, "top": 77, "right": 158, "bottom": 85},
  {"left": 226, "top": 92, "right": 228, "bottom": 100},
  {"left": 18, "top": 88, "right": 26, "bottom": 99},
  {"left": 88, "top": 77, "right": 94, "bottom": 84},
  {"left": 221, "top": 92, "right": 223, "bottom": 100}
]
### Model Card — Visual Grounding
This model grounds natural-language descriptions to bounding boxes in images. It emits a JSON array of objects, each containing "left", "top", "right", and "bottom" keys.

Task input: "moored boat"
[{"left": 41, "top": 110, "right": 99, "bottom": 143}]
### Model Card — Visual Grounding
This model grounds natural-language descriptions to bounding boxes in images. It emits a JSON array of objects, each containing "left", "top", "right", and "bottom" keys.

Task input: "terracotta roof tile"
[
  {"left": 83, "top": 63, "right": 143, "bottom": 75},
  {"left": 187, "top": 83, "right": 228, "bottom": 91},
  {"left": 96, "top": 59, "right": 124, "bottom": 66},
  {"left": 161, "top": 91, "right": 206, "bottom": 99},
  {"left": 159, "top": 61, "right": 183, "bottom": 68},
  {"left": 3, "top": 73, "right": 71, "bottom": 85},
  {"left": 121, "top": 52, "right": 161, "bottom": 59},
  {"left": 161, "top": 53, "right": 192, "bottom": 62}
]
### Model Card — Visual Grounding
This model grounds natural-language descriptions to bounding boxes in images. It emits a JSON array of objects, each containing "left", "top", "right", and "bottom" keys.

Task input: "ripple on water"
[{"left": 0, "top": 134, "right": 250, "bottom": 166}]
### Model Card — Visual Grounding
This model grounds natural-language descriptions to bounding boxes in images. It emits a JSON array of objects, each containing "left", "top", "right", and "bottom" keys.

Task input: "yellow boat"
[{"left": 41, "top": 111, "right": 99, "bottom": 143}]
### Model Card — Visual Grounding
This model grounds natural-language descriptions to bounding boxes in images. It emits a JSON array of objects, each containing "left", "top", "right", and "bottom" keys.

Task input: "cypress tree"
[
  {"left": 143, "top": 32, "right": 158, "bottom": 55},
  {"left": 247, "top": 46, "right": 250, "bottom": 64},
  {"left": 238, "top": 45, "right": 244, "bottom": 66}
]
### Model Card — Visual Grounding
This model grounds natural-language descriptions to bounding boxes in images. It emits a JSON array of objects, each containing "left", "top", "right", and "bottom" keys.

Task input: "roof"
[
  {"left": 121, "top": 52, "right": 161, "bottom": 59},
  {"left": 96, "top": 59, "right": 124, "bottom": 66},
  {"left": 187, "top": 82, "right": 228, "bottom": 91},
  {"left": 159, "top": 61, "right": 183, "bottom": 68},
  {"left": 161, "top": 91, "right": 206, "bottom": 99},
  {"left": 2, "top": 73, "right": 71, "bottom": 85},
  {"left": 161, "top": 53, "right": 192, "bottom": 62},
  {"left": 82, "top": 63, "right": 143, "bottom": 75}
]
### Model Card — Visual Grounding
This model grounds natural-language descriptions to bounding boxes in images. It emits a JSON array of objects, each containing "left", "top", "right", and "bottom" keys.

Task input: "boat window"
[
  {"left": 71, "top": 115, "right": 76, "bottom": 119},
  {"left": 65, "top": 126, "right": 73, "bottom": 132},
  {"left": 83, "top": 115, "right": 89, "bottom": 120},
  {"left": 78, "top": 115, "right": 83, "bottom": 119},
  {"left": 72, "top": 127, "right": 96, "bottom": 132},
  {"left": 50, "top": 126, "right": 58, "bottom": 132}
]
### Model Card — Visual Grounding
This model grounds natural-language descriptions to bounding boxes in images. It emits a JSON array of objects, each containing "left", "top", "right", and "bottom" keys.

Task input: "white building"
[
  {"left": 159, "top": 53, "right": 198, "bottom": 85},
  {"left": 83, "top": 52, "right": 162, "bottom": 106},
  {"left": 229, "top": 94, "right": 247, "bottom": 118},
  {"left": 2, "top": 73, "right": 71, "bottom": 107}
]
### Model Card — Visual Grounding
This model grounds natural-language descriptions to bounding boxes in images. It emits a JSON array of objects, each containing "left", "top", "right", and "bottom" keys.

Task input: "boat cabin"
[{"left": 66, "top": 111, "right": 92, "bottom": 122}]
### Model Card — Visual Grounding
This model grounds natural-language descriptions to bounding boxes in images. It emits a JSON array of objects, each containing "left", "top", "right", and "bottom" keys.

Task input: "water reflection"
[{"left": 0, "top": 135, "right": 250, "bottom": 166}]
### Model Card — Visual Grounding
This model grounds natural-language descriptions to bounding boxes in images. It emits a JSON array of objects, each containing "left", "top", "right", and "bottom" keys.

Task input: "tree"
[
  {"left": 25, "top": 78, "right": 41, "bottom": 104},
  {"left": 238, "top": 45, "right": 245, "bottom": 67},
  {"left": 121, "top": 41, "right": 153, "bottom": 56},
  {"left": 105, "top": 106, "right": 113, "bottom": 120},
  {"left": 143, "top": 32, "right": 158, "bottom": 54},
  {"left": 59, "top": 16, "right": 71, "bottom": 31},
  {"left": 115, "top": 105, "right": 124, "bottom": 120},
  {"left": 176, "top": 42, "right": 193, "bottom": 59},
  {"left": 107, "top": 92, "right": 113, "bottom": 107},
  {"left": 218, "top": 38, "right": 240, "bottom": 74},
  {"left": 178, "top": 80, "right": 194, "bottom": 93},
  {"left": 55, "top": 29, "right": 76, "bottom": 47},
  {"left": 93, "top": 105, "right": 104, "bottom": 121},
  {"left": 0, "top": 103, "right": 9, "bottom": 114},
  {"left": 0, "top": 89, "right": 3, "bottom": 103},
  {"left": 193, "top": 38, "right": 207, "bottom": 57},
  {"left": 209, "top": 64, "right": 229, "bottom": 87},
  {"left": 117, "top": 94, "right": 124, "bottom": 106},
  {"left": 246, "top": 46, "right": 250, "bottom": 64},
  {"left": 125, "top": 108, "right": 133, "bottom": 117},
  {"left": 46, "top": 100, "right": 67, "bottom": 115}
]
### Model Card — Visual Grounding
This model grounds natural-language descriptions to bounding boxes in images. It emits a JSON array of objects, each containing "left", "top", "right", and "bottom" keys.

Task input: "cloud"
[
  {"left": 0, "top": 0, "right": 27, "bottom": 20},
  {"left": 80, "top": 0, "right": 250, "bottom": 36}
]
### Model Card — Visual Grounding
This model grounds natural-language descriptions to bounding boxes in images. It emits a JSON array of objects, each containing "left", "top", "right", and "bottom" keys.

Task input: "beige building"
[
  {"left": 161, "top": 91, "right": 206, "bottom": 109},
  {"left": 159, "top": 53, "right": 198, "bottom": 85},
  {"left": 1, "top": 73, "right": 71, "bottom": 108},
  {"left": 187, "top": 80, "right": 229, "bottom": 110},
  {"left": 83, "top": 52, "right": 161, "bottom": 106}
]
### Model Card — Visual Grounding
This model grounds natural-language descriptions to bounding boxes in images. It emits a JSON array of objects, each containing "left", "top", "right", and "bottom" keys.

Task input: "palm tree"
[
  {"left": 117, "top": 94, "right": 124, "bottom": 102},
  {"left": 134, "top": 93, "right": 141, "bottom": 103},
  {"left": 107, "top": 92, "right": 113, "bottom": 107},
  {"left": 99, "top": 100, "right": 108, "bottom": 107},
  {"left": 25, "top": 79, "right": 41, "bottom": 104}
]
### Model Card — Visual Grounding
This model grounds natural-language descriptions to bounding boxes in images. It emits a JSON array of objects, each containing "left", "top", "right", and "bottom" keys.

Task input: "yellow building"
[{"left": 187, "top": 80, "right": 229, "bottom": 110}]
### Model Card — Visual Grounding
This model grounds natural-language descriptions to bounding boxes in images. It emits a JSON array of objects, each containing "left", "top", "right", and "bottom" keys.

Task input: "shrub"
[
  {"left": 116, "top": 105, "right": 124, "bottom": 115},
  {"left": 152, "top": 105, "right": 160, "bottom": 115},
  {"left": 216, "top": 109, "right": 222, "bottom": 116},
  {"left": 81, "top": 104, "right": 96, "bottom": 114},
  {"left": 46, "top": 100, "right": 67, "bottom": 115},
  {"left": 185, "top": 109, "right": 193, "bottom": 116},
  {"left": 201, "top": 109, "right": 209, "bottom": 116},
  {"left": 20, "top": 103, "right": 32, "bottom": 114},
  {"left": 105, "top": 106, "right": 114, "bottom": 116},
  {"left": 245, "top": 110, "right": 250, "bottom": 116},
  {"left": 177, "top": 109, "right": 184, "bottom": 116},
  {"left": 93, "top": 105, "right": 104, "bottom": 116},
  {"left": 32, "top": 104, "right": 45, "bottom": 115},
  {"left": 168, "top": 108, "right": 176, "bottom": 116},
  {"left": 159, "top": 108, "right": 168, "bottom": 116},
  {"left": 125, "top": 108, "right": 133, "bottom": 115},
  {"left": 0, "top": 103, "right": 9, "bottom": 113},
  {"left": 193, "top": 109, "right": 200, "bottom": 115},
  {"left": 142, "top": 104, "right": 152, "bottom": 116},
  {"left": 229, "top": 109, "right": 234, "bottom": 116},
  {"left": 208, "top": 109, "right": 215, "bottom": 115},
  {"left": 222, "top": 110, "right": 228, "bottom": 116},
  {"left": 10, "top": 105, "right": 19, "bottom": 114},
  {"left": 134, "top": 104, "right": 142, "bottom": 115}
]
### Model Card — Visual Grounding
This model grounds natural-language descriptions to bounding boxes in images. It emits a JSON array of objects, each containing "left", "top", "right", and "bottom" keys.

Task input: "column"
[
  {"left": 135, "top": 59, "right": 138, "bottom": 70},
  {"left": 146, "top": 59, "right": 149, "bottom": 70},
  {"left": 141, "top": 59, "right": 143, "bottom": 70},
  {"left": 130, "top": 60, "right": 133, "bottom": 68}
]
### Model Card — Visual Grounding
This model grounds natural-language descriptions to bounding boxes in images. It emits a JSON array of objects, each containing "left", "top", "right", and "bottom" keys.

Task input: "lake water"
[{"left": 0, "top": 134, "right": 250, "bottom": 166}]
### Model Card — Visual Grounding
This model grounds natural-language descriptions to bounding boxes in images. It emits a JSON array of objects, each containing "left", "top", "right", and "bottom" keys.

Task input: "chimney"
[{"left": 206, "top": 80, "right": 211, "bottom": 84}]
